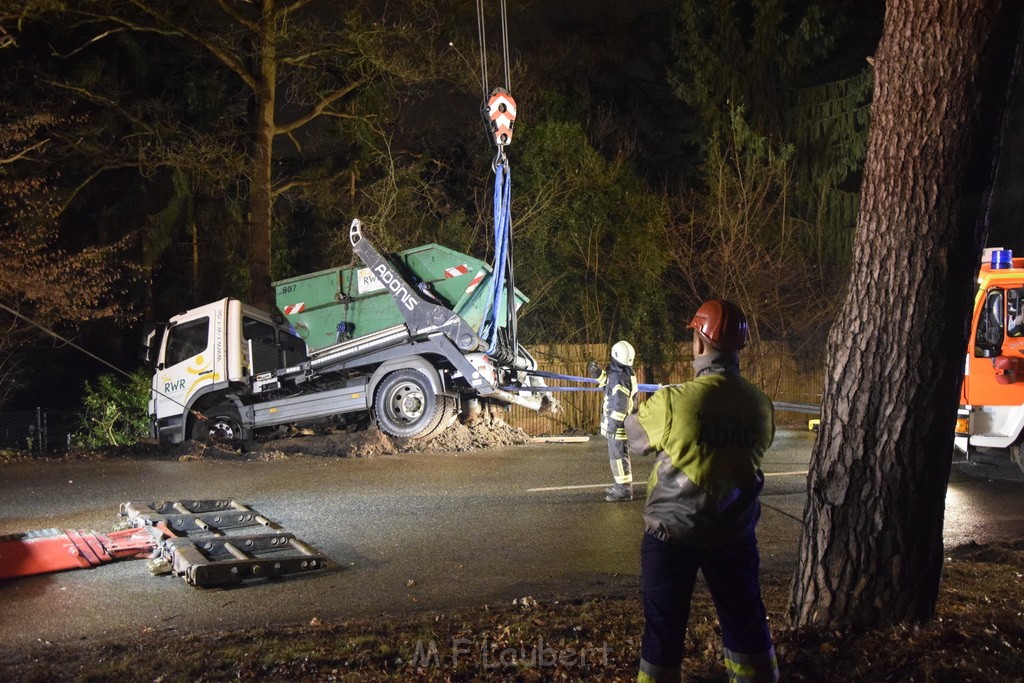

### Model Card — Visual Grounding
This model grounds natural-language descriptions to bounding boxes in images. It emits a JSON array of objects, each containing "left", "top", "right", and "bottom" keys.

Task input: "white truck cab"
[{"left": 148, "top": 299, "right": 307, "bottom": 443}]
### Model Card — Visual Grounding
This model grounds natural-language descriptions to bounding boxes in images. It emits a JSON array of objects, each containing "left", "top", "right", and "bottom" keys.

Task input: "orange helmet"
[{"left": 689, "top": 299, "right": 748, "bottom": 351}]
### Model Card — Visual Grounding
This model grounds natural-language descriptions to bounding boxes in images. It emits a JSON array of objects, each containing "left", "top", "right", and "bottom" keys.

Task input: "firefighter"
[
  {"left": 594, "top": 340, "right": 639, "bottom": 503},
  {"left": 626, "top": 300, "right": 779, "bottom": 683}
]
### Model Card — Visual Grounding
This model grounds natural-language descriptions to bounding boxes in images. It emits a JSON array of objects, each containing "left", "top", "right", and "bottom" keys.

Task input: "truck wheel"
[
  {"left": 415, "top": 395, "right": 460, "bottom": 442},
  {"left": 191, "top": 404, "right": 246, "bottom": 448},
  {"left": 374, "top": 369, "right": 441, "bottom": 439}
]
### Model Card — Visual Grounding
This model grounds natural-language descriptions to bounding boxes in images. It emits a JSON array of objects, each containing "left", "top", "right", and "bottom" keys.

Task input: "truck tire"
[
  {"left": 416, "top": 394, "right": 460, "bottom": 441},
  {"left": 374, "top": 369, "right": 444, "bottom": 439},
  {"left": 191, "top": 404, "right": 247, "bottom": 449}
]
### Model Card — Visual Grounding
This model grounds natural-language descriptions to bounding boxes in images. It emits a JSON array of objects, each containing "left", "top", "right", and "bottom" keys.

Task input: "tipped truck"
[{"left": 145, "top": 220, "right": 554, "bottom": 445}]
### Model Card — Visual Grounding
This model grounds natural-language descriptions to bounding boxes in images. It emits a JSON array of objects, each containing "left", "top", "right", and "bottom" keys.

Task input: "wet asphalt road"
[{"left": 0, "top": 430, "right": 1022, "bottom": 649}]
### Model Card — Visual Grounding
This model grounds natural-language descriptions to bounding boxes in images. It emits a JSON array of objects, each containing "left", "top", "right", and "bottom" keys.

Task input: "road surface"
[{"left": 0, "top": 430, "right": 1021, "bottom": 648}]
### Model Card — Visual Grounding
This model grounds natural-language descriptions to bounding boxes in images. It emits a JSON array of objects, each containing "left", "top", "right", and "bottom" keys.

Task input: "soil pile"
[
  {"left": 0, "top": 418, "right": 534, "bottom": 463},
  {"left": 255, "top": 418, "right": 531, "bottom": 458}
]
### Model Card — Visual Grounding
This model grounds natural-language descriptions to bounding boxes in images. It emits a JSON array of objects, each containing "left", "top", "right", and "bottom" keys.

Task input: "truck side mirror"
[{"left": 139, "top": 323, "right": 166, "bottom": 367}]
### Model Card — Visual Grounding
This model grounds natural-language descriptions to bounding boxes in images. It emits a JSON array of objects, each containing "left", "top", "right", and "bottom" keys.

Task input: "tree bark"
[{"left": 789, "top": 0, "right": 1020, "bottom": 628}]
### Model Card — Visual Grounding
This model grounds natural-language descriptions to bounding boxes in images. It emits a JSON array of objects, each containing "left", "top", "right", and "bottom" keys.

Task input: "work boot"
[{"left": 605, "top": 484, "right": 633, "bottom": 502}]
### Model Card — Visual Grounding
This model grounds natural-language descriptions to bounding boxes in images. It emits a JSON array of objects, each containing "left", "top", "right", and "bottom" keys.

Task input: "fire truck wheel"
[{"left": 374, "top": 369, "right": 441, "bottom": 439}]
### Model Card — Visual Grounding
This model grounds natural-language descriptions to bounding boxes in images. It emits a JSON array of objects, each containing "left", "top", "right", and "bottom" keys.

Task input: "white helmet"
[{"left": 611, "top": 340, "right": 635, "bottom": 366}]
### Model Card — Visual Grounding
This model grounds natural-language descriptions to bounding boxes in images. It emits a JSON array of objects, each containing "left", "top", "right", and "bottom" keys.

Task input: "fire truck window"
[
  {"left": 975, "top": 289, "right": 1004, "bottom": 356},
  {"left": 1008, "top": 289, "right": 1024, "bottom": 338},
  {"left": 165, "top": 318, "right": 210, "bottom": 367}
]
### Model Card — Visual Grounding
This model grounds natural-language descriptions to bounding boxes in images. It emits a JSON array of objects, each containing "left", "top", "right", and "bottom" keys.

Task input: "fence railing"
[
  {"left": 0, "top": 409, "right": 81, "bottom": 454},
  {"left": 506, "top": 342, "right": 824, "bottom": 436}
]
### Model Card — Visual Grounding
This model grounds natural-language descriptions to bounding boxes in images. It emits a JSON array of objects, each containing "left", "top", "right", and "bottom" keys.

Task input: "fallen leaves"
[{"left": 1, "top": 541, "right": 1023, "bottom": 681}]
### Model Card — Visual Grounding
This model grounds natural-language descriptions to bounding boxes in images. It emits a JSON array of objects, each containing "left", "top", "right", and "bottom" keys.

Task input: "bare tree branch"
[
  {"left": 40, "top": 79, "right": 156, "bottom": 134},
  {"left": 213, "top": 0, "right": 257, "bottom": 32},
  {"left": 272, "top": 168, "right": 350, "bottom": 197},
  {"left": 52, "top": 27, "right": 127, "bottom": 58},
  {"left": 58, "top": 164, "right": 138, "bottom": 216},
  {"left": 275, "top": 79, "right": 367, "bottom": 135},
  {"left": 68, "top": 4, "right": 256, "bottom": 89},
  {"left": 0, "top": 138, "right": 48, "bottom": 165},
  {"left": 279, "top": 0, "right": 318, "bottom": 20}
]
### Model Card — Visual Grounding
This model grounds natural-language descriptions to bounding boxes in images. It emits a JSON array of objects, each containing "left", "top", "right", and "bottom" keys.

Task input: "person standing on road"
[
  {"left": 592, "top": 340, "right": 639, "bottom": 502},
  {"left": 626, "top": 299, "right": 778, "bottom": 683}
]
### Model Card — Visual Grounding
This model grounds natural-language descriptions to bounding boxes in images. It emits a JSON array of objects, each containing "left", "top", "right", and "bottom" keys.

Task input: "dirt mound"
[
  {"left": 253, "top": 419, "right": 531, "bottom": 457},
  {"left": 255, "top": 428, "right": 397, "bottom": 458},
  {"left": 0, "top": 418, "right": 533, "bottom": 464},
  {"left": 397, "top": 418, "right": 531, "bottom": 453}
]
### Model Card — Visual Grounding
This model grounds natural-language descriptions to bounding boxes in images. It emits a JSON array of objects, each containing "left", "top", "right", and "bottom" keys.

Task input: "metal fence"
[
  {"left": 0, "top": 409, "right": 81, "bottom": 454},
  {"left": 506, "top": 342, "right": 825, "bottom": 436}
]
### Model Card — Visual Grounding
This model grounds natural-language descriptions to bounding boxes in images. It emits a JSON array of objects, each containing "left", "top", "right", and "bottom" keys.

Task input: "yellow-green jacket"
[{"left": 625, "top": 367, "right": 774, "bottom": 544}]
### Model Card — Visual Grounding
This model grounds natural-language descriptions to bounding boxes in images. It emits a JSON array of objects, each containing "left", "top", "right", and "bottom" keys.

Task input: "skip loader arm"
[{"left": 349, "top": 219, "right": 487, "bottom": 353}]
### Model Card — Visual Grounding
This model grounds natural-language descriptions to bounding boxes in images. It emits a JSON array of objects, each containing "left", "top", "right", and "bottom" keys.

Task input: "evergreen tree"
[
  {"left": 513, "top": 115, "right": 671, "bottom": 357},
  {"left": 670, "top": 0, "right": 878, "bottom": 259}
]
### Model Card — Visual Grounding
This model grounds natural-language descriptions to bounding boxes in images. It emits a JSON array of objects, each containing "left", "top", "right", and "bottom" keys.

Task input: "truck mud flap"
[{"left": 121, "top": 500, "right": 331, "bottom": 588}]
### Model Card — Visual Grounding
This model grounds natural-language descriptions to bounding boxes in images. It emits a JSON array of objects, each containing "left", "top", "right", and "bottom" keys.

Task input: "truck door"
[
  {"left": 965, "top": 286, "right": 1024, "bottom": 407},
  {"left": 153, "top": 315, "right": 213, "bottom": 419}
]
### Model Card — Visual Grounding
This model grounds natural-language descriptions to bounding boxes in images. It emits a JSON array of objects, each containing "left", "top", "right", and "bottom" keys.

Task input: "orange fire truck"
[{"left": 955, "top": 247, "right": 1024, "bottom": 477}]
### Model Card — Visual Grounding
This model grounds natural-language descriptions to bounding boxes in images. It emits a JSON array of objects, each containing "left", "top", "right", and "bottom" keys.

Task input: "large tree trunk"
[
  {"left": 248, "top": 1, "right": 278, "bottom": 310},
  {"left": 789, "top": 0, "right": 1020, "bottom": 629}
]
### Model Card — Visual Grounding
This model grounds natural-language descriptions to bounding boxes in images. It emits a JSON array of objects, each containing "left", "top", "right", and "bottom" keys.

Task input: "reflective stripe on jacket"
[{"left": 599, "top": 360, "right": 637, "bottom": 440}]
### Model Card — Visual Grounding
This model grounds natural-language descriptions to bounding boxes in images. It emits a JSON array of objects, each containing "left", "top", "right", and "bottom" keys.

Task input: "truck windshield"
[{"left": 165, "top": 318, "right": 210, "bottom": 366}]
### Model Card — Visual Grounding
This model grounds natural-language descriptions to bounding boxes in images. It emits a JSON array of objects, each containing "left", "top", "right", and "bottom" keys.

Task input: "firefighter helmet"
[
  {"left": 689, "top": 299, "right": 748, "bottom": 351},
  {"left": 611, "top": 340, "right": 635, "bottom": 366}
]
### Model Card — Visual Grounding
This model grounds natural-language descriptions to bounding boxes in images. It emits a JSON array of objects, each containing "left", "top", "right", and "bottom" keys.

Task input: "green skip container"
[{"left": 274, "top": 243, "right": 527, "bottom": 351}]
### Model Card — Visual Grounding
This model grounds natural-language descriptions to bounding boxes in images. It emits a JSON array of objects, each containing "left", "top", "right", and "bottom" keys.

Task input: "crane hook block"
[{"left": 487, "top": 88, "right": 517, "bottom": 147}]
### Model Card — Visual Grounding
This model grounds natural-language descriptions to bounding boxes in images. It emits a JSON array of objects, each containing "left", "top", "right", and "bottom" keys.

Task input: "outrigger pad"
[{"left": 121, "top": 500, "right": 332, "bottom": 588}]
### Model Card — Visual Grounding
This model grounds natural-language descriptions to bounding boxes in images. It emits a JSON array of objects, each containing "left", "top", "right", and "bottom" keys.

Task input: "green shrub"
[{"left": 74, "top": 370, "right": 151, "bottom": 448}]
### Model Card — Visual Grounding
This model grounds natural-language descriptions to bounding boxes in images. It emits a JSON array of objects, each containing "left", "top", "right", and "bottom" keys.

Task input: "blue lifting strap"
[{"left": 479, "top": 161, "right": 513, "bottom": 354}]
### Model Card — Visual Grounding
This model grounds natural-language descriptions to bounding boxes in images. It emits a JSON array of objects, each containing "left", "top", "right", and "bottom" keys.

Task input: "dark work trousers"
[
  {"left": 607, "top": 426, "right": 632, "bottom": 485},
  {"left": 640, "top": 531, "right": 777, "bottom": 682}
]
